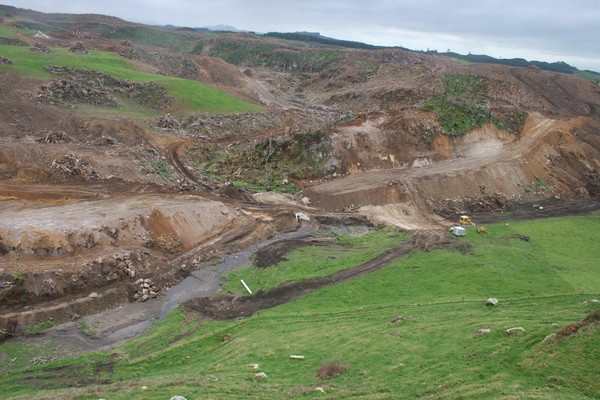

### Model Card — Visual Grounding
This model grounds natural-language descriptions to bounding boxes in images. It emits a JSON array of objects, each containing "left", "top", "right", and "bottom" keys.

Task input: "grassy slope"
[
  {"left": 0, "top": 40, "right": 261, "bottom": 115},
  {"left": 1, "top": 214, "right": 599, "bottom": 399},
  {"left": 222, "top": 228, "right": 408, "bottom": 294}
]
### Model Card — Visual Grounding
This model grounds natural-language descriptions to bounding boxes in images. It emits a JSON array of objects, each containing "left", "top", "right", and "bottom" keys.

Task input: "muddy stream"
[{"left": 18, "top": 226, "right": 317, "bottom": 353}]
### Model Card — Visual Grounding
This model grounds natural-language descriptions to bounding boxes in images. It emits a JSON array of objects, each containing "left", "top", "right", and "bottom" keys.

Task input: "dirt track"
[
  {"left": 306, "top": 115, "right": 555, "bottom": 206},
  {"left": 185, "top": 241, "right": 414, "bottom": 319}
]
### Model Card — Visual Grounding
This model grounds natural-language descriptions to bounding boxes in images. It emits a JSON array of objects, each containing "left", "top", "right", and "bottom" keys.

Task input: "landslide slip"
[{"left": 304, "top": 114, "right": 595, "bottom": 228}]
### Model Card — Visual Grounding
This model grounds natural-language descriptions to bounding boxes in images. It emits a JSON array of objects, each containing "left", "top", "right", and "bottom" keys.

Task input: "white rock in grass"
[
  {"left": 254, "top": 372, "right": 268, "bottom": 379},
  {"left": 542, "top": 333, "right": 556, "bottom": 343},
  {"left": 477, "top": 328, "right": 491, "bottom": 334},
  {"left": 506, "top": 327, "right": 526, "bottom": 336},
  {"left": 485, "top": 297, "right": 499, "bottom": 306},
  {"left": 170, "top": 397, "right": 187, "bottom": 400}
]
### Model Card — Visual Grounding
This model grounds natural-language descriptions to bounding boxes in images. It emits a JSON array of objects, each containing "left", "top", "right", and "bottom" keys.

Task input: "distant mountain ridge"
[{"left": 160, "top": 24, "right": 599, "bottom": 76}]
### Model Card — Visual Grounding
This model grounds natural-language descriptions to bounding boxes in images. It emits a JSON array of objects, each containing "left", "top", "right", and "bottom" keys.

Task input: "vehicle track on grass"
[{"left": 182, "top": 241, "right": 415, "bottom": 320}]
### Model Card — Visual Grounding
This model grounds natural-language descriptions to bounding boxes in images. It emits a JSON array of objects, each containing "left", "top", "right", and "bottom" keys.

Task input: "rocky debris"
[
  {"left": 41, "top": 77, "right": 120, "bottom": 108},
  {"left": 408, "top": 230, "right": 453, "bottom": 252},
  {"left": 477, "top": 328, "right": 492, "bottom": 334},
  {"left": 69, "top": 42, "right": 89, "bottom": 54},
  {"left": 51, "top": 154, "right": 100, "bottom": 180},
  {"left": 115, "top": 252, "right": 137, "bottom": 278},
  {"left": 177, "top": 179, "right": 198, "bottom": 192},
  {"left": 506, "top": 327, "right": 526, "bottom": 336},
  {"left": 170, "top": 396, "right": 187, "bottom": 400},
  {"left": 485, "top": 297, "right": 499, "bottom": 306},
  {"left": 438, "top": 192, "right": 515, "bottom": 217},
  {"left": 78, "top": 252, "right": 151, "bottom": 285},
  {"left": 180, "top": 109, "right": 349, "bottom": 140},
  {"left": 34, "top": 31, "right": 52, "bottom": 40},
  {"left": 584, "top": 169, "right": 600, "bottom": 196},
  {"left": 31, "top": 356, "right": 57, "bottom": 365},
  {"left": 95, "top": 135, "right": 119, "bottom": 146},
  {"left": 254, "top": 372, "right": 268, "bottom": 379},
  {"left": 39, "top": 66, "right": 174, "bottom": 110},
  {"left": 68, "top": 29, "right": 94, "bottom": 39},
  {"left": 152, "top": 113, "right": 182, "bottom": 132},
  {"left": 30, "top": 42, "right": 52, "bottom": 54},
  {"left": 0, "top": 56, "right": 13, "bottom": 64},
  {"left": 0, "top": 273, "right": 16, "bottom": 289},
  {"left": 132, "top": 278, "right": 159, "bottom": 302},
  {"left": 120, "top": 39, "right": 132, "bottom": 46},
  {"left": 36, "top": 130, "right": 71, "bottom": 144},
  {"left": 575, "top": 187, "right": 590, "bottom": 198}
]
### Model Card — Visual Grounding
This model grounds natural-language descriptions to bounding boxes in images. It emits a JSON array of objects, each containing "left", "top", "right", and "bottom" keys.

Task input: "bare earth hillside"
[{"left": 0, "top": 6, "right": 599, "bottom": 337}]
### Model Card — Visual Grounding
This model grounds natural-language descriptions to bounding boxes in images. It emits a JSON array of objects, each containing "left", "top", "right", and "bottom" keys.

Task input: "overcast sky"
[{"left": 5, "top": 0, "right": 600, "bottom": 71}]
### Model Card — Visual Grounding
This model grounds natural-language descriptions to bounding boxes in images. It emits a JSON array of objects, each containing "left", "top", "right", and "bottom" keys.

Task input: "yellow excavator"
[{"left": 457, "top": 215, "right": 474, "bottom": 226}]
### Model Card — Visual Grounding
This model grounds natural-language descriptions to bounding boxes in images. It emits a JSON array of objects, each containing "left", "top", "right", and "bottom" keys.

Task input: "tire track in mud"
[{"left": 183, "top": 242, "right": 415, "bottom": 320}]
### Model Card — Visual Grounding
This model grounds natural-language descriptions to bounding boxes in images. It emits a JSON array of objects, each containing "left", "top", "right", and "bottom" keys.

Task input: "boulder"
[
  {"left": 254, "top": 372, "right": 268, "bottom": 379},
  {"left": 485, "top": 297, "right": 499, "bottom": 306},
  {"left": 506, "top": 327, "right": 526, "bottom": 336}
]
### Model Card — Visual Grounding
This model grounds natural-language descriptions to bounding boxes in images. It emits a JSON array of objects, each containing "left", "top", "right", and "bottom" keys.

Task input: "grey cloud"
[{"left": 4, "top": 0, "right": 600, "bottom": 70}]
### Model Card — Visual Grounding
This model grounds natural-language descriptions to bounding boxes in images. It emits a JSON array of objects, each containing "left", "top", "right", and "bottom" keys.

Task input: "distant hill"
[
  {"left": 263, "top": 31, "right": 390, "bottom": 50},
  {"left": 262, "top": 31, "right": 599, "bottom": 77}
]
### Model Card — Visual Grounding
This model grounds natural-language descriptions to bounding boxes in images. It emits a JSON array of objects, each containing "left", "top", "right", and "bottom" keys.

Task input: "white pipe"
[{"left": 240, "top": 279, "right": 253, "bottom": 294}]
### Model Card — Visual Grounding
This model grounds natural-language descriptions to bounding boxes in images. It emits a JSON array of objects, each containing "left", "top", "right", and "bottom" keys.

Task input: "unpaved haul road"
[{"left": 307, "top": 114, "right": 557, "bottom": 199}]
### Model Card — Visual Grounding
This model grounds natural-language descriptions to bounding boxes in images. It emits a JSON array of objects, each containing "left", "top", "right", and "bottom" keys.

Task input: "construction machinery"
[{"left": 457, "top": 215, "right": 474, "bottom": 226}]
